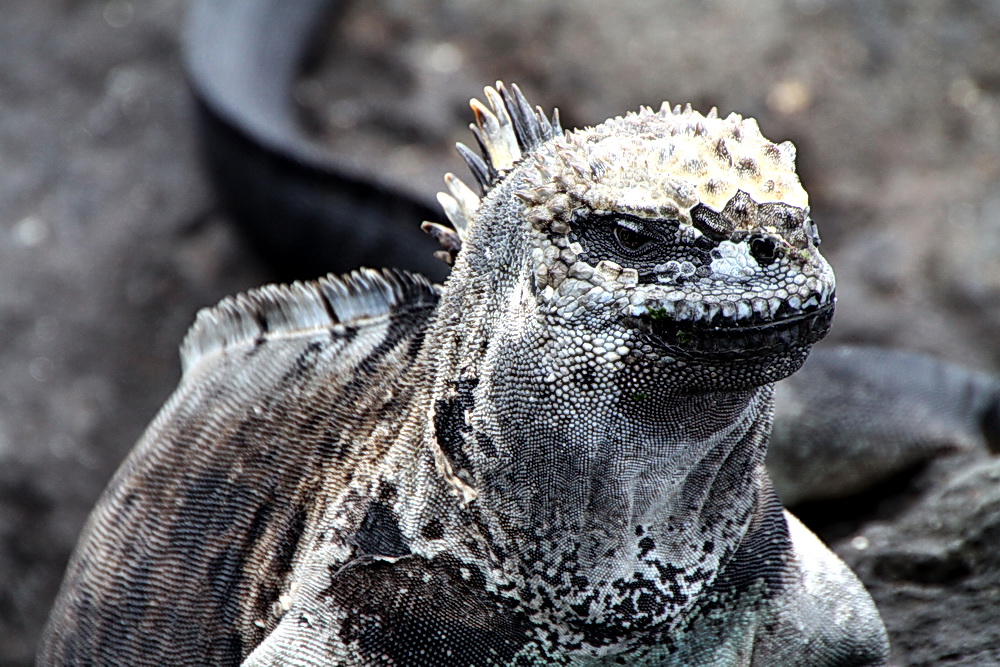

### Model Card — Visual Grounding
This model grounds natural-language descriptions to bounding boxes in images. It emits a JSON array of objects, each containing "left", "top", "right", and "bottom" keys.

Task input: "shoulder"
[
  {"left": 678, "top": 490, "right": 889, "bottom": 666},
  {"left": 750, "top": 511, "right": 889, "bottom": 666}
]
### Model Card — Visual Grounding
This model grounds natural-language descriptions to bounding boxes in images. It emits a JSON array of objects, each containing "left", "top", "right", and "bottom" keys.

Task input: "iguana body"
[{"left": 40, "top": 85, "right": 888, "bottom": 664}]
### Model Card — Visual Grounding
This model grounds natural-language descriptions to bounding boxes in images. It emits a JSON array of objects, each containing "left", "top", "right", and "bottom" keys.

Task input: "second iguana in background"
[{"left": 39, "top": 83, "right": 889, "bottom": 665}]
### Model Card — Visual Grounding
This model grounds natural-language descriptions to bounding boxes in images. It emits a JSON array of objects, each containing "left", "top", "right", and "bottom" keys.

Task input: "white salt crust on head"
[{"left": 515, "top": 104, "right": 808, "bottom": 232}]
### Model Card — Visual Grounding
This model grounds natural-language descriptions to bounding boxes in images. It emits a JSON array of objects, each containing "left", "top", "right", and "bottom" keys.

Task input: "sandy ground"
[{"left": 2, "top": 0, "right": 999, "bottom": 664}]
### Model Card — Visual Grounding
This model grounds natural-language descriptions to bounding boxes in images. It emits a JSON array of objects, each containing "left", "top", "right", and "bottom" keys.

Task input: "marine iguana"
[{"left": 39, "top": 82, "right": 890, "bottom": 664}]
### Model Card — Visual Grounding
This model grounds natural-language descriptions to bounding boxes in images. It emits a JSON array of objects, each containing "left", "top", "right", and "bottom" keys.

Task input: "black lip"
[{"left": 636, "top": 301, "right": 835, "bottom": 360}]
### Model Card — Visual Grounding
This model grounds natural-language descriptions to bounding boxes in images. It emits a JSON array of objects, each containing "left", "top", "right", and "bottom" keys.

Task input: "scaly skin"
[{"left": 39, "top": 84, "right": 888, "bottom": 665}]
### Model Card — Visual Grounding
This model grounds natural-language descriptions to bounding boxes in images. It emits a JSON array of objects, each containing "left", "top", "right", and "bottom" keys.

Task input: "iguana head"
[{"left": 426, "top": 83, "right": 834, "bottom": 390}]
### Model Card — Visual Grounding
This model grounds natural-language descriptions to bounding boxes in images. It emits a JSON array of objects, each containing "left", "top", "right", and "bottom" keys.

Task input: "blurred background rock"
[{"left": 1, "top": 0, "right": 998, "bottom": 663}]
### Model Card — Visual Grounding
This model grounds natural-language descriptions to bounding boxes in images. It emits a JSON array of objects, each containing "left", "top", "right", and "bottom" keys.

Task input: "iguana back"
[{"left": 39, "top": 271, "right": 439, "bottom": 663}]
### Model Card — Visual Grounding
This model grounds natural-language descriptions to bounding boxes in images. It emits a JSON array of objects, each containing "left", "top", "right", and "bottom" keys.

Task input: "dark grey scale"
[
  {"left": 297, "top": 407, "right": 348, "bottom": 462},
  {"left": 476, "top": 429, "right": 500, "bottom": 458},
  {"left": 259, "top": 508, "right": 308, "bottom": 598},
  {"left": 637, "top": 536, "right": 656, "bottom": 557},
  {"left": 735, "top": 156, "right": 761, "bottom": 178},
  {"left": 700, "top": 486, "right": 791, "bottom": 602},
  {"left": 756, "top": 201, "right": 811, "bottom": 243},
  {"left": 252, "top": 308, "right": 270, "bottom": 348},
  {"left": 420, "top": 518, "right": 445, "bottom": 541},
  {"left": 327, "top": 555, "right": 536, "bottom": 666},
  {"left": 717, "top": 190, "right": 758, "bottom": 229},
  {"left": 689, "top": 203, "right": 737, "bottom": 241},
  {"left": 433, "top": 377, "right": 479, "bottom": 479},
  {"left": 330, "top": 323, "right": 358, "bottom": 343},
  {"left": 336, "top": 301, "right": 437, "bottom": 409},
  {"left": 284, "top": 339, "right": 326, "bottom": 381},
  {"left": 352, "top": 498, "right": 410, "bottom": 560}
]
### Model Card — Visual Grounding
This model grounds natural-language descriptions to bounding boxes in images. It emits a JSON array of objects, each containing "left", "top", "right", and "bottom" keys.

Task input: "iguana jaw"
[{"left": 635, "top": 298, "right": 834, "bottom": 362}]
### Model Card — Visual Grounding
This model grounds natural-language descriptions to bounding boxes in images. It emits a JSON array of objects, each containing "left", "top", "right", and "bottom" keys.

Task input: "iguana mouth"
[{"left": 636, "top": 300, "right": 834, "bottom": 360}]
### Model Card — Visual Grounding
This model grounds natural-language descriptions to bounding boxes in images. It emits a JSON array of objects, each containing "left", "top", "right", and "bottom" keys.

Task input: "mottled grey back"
[{"left": 38, "top": 269, "right": 439, "bottom": 664}]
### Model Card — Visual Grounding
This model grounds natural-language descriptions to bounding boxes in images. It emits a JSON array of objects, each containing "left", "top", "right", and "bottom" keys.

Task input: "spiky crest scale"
[
  {"left": 179, "top": 268, "right": 439, "bottom": 375},
  {"left": 423, "top": 82, "right": 564, "bottom": 264},
  {"left": 457, "top": 82, "right": 564, "bottom": 193}
]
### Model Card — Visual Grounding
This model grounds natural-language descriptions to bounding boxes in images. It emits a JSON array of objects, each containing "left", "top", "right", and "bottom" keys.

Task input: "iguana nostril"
[{"left": 750, "top": 236, "right": 778, "bottom": 264}]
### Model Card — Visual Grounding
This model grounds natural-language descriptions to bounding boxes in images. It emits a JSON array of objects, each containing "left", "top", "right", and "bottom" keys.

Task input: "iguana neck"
[
  {"left": 474, "top": 332, "right": 773, "bottom": 568},
  {"left": 418, "top": 266, "right": 774, "bottom": 593}
]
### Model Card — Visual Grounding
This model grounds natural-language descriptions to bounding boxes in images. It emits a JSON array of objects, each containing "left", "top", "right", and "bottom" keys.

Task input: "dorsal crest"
[
  {"left": 463, "top": 82, "right": 564, "bottom": 189},
  {"left": 422, "top": 82, "right": 563, "bottom": 265},
  {"left": 179, "top": 268, "right": 439, "bottom": 375}
]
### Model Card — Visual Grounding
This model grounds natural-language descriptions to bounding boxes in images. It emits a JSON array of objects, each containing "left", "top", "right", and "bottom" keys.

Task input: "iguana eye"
[{"left": 614, "top": 225, "right": 655, "bottom": 252}]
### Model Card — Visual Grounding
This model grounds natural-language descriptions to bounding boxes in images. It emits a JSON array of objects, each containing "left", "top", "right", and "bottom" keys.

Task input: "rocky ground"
[{"left": 2, "top": 0, "right": 999, "bottom": 664}]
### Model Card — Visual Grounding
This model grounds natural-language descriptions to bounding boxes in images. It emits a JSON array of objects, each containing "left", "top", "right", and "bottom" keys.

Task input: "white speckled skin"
[{"left": 517, "top": 104, "right": 807, "bottom": 223}]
